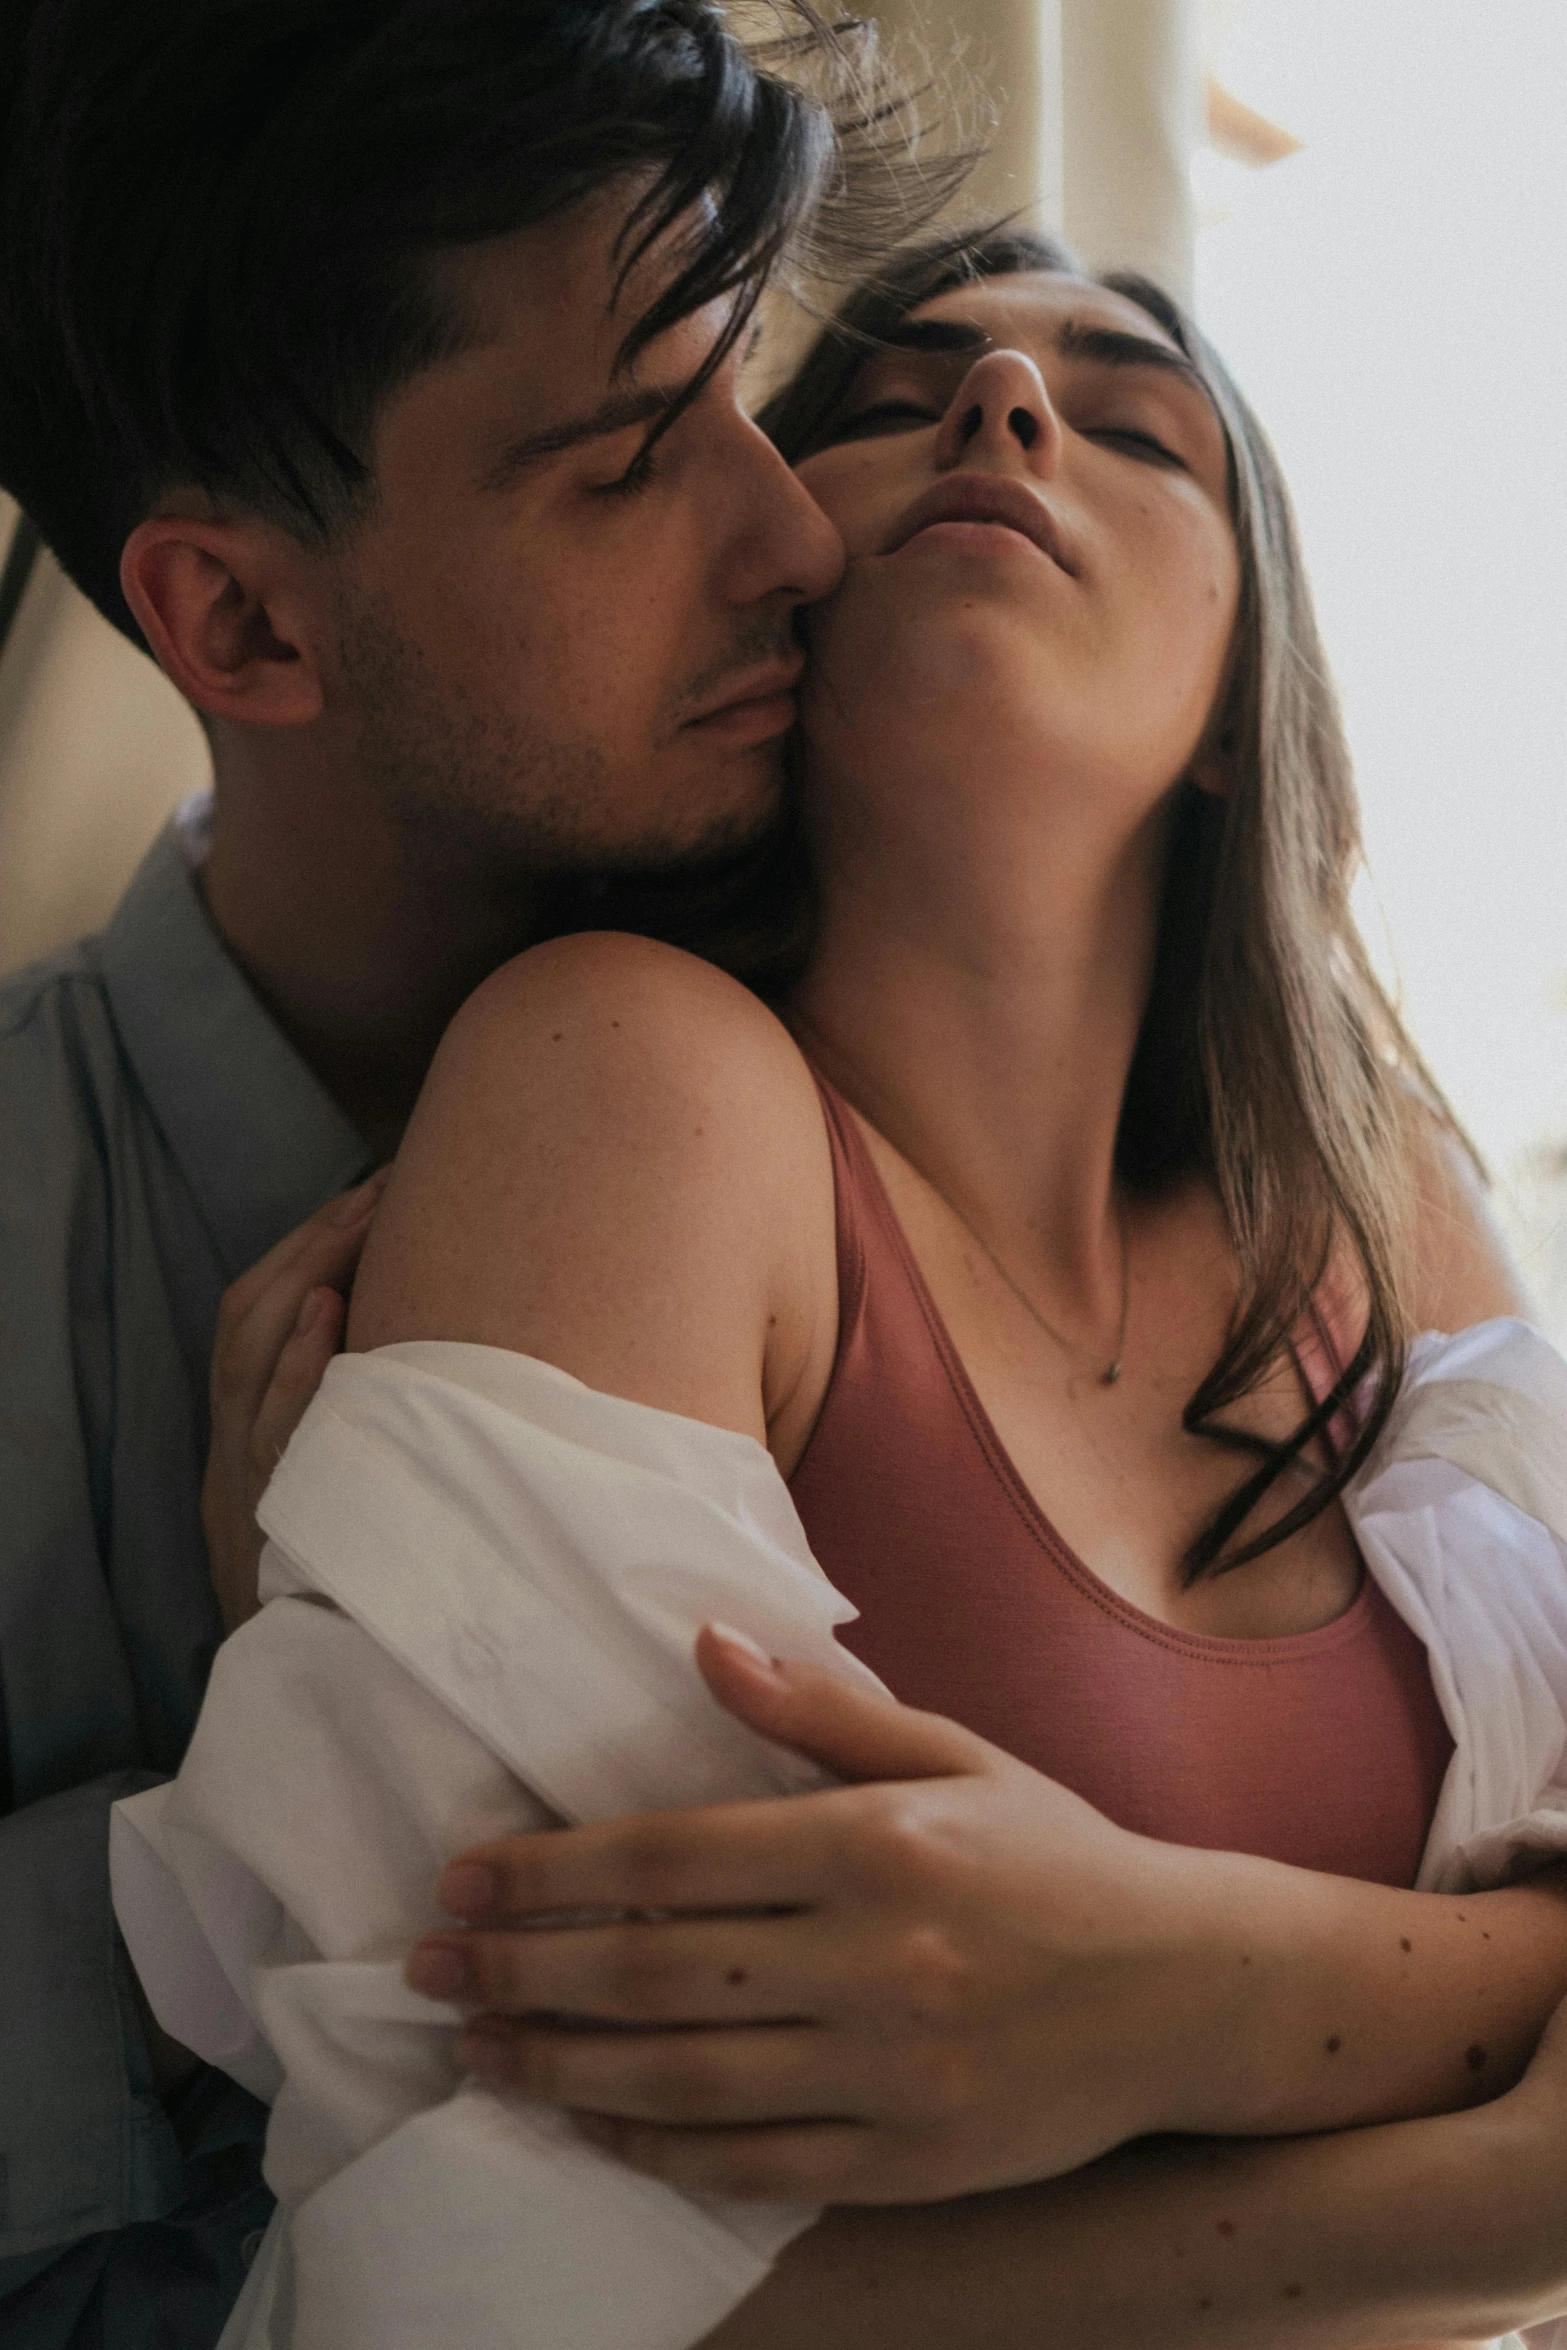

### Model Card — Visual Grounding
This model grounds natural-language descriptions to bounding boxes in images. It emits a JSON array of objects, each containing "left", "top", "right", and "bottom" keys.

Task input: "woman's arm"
[
  {"left": 349, "top": 929, "right": 837, "bottom": 1436},
  {"left": 700, "top": 2059, "right": 1567, "bottom": 2350},
  {"left": 433, "top": 1640, "right": 1567, "bottom": 2197}
]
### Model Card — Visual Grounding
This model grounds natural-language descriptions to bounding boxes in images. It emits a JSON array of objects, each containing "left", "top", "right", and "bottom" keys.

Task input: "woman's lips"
[{"left": 883, "top": 476, "right": 1077, "bottom": 573}]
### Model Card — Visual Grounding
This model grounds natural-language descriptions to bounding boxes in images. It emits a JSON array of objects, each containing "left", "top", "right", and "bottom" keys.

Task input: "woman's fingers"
[
  {"left": 433, "top": 1791, "right": 855, "bottom": 1925},
  {"left": 457, "top": 2016, "right": 847, "bottom": 2130},
  {"left": 694, "top": 1624, "right": 987, "bottom": 1785},
  {"left": 409, "top": 1909, "right": 829, "bottom": 2023},
  {"left": 426, "top": 1639, "right": 994, "bottom": 1930},
  {"left": 248, "top": 1285, "right": 347, "bottom": 1478}
]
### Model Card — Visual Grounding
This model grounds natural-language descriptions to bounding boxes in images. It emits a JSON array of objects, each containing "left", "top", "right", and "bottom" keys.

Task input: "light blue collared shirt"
[{"left": 0, "top": 816, "right": 369, "bottom": 2344}]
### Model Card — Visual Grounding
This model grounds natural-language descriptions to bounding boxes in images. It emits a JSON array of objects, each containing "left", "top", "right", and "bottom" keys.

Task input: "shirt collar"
[{"left": 95, "top": 816, "right": 373, "bottom": 1279}]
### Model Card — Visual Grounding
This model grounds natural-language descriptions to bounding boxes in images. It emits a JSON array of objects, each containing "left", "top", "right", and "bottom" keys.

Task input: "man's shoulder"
[
  {"left": 0, "top": 931, "right": 112, "bottom": 1048},
  {"left": 0, "top": 933, "right": 130, "bottom": 1173}
]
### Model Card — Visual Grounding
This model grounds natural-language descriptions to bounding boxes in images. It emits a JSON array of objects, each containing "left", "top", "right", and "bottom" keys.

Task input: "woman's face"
[{"left": 791, "top": 272, "right": 1241, "bottom": 858}]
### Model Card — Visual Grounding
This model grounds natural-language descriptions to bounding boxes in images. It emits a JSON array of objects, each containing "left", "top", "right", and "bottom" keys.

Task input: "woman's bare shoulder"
[
  {"left": 349, "top": 933, "right": 836, "bottom": 1439},
  {"left": 450, "top": 927, "right": 808, "bottom": 1082},
  {"left": 420, "top": 930, "right": 826, "bottom": 1192}
]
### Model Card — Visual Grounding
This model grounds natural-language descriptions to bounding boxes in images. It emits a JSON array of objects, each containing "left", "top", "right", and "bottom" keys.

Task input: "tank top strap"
[{"left": 806, "top": 1068, "right": 872, "bottom": 1348}]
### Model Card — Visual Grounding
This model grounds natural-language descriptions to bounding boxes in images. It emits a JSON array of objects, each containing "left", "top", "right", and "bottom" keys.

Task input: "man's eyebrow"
[
  {"left": 1053, "top": 318, "right": 1207, "bottom": 389},
  {"left": 482, "top": 380, "right": 689, "bottom": 490}
]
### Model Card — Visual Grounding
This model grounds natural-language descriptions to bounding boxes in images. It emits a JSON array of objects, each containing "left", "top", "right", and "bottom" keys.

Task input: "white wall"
[{"left": 1195, "top": 0, "right": 1567, "bottom": 1335}]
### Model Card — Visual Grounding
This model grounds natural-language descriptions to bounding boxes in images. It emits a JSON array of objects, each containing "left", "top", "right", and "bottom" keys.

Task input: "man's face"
[{"left": 325, "top": 189, "right": 844, "bottom": 883}]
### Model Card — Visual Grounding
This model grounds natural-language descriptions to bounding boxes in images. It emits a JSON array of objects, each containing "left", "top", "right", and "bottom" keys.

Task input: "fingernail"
[
  {"left": 707, "top": 1623, "right": 782, "bottom": 1675},
  {"left": 439, "top": 1862, "right": 499, "bottom": 1917},
  {"left": 407, "top": 1941, "right": 474, "bottom": 2000},
  {"left": 294, "top": 1288, "right": 330, "bottom": 1340}
]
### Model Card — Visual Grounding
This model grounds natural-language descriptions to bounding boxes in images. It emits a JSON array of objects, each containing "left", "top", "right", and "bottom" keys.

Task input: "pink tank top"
[{"left": 789, "top": 1077, "right": 1453, "bottom": 1887}]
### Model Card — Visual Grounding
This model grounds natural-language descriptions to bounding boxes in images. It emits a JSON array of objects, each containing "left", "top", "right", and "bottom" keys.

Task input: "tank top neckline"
[{"left": 801, "top": 1066, "right": 1377, "bottom": 1667}]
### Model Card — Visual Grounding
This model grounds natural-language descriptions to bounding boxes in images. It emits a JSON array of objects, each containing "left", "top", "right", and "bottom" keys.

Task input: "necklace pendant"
[{"left": 1101, "top": 1359, "right": 1122, "bottom": 1387}]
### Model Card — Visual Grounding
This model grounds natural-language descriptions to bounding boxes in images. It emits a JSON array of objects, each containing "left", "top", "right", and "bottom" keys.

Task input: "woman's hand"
[
  {"left": 411, "top": 1625, "right": 1256, "bottom": 2204},
  {"left": 418, "top": 1626, "right": 1567, "bottom": 2210},
  {"left": 202, "top": 1170, "right": 388, "bottom": 1631}
]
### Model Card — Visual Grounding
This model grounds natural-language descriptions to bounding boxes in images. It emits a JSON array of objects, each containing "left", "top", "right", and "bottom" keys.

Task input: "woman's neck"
[{"left": 789, "top": 794, "right": 1170, "bottom": 1313}]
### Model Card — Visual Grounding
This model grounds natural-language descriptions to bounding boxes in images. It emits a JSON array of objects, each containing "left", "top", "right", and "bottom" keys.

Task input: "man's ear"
[{"left": 120, "top": 513, "right": 328, "bottom": 727}]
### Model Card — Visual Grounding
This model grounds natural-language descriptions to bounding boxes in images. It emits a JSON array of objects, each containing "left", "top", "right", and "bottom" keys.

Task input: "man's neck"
[{"left": 200, "top": 751, "right": 546, "bottom": 1160}]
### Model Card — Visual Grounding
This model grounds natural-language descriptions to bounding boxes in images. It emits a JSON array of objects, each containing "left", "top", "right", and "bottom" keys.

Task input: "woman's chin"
[{"left": 806, "top": 592, "right": 1068, "bottom": 740}]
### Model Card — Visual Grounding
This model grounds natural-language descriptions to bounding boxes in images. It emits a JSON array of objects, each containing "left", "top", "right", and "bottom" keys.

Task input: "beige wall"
[
  {"left": 0, "top": 498, "right": 208, "bottom": 974},
  {"left": 1062, "top": 0, "right": 1201, "bottom": 293},
  {"left": 864, "top": 0, "right": 1199, "bottom": 290}
]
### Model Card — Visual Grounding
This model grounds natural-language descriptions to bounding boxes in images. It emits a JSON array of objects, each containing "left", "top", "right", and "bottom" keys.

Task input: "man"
[
  {"left": 1, "top": 1, "right": 1558, "bottom": 2346},
  {"left": 0, "top": 2, "right": 911, "bottom": 2337}
]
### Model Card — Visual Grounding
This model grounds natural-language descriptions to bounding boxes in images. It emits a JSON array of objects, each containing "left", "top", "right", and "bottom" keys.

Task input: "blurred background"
[{"left": 2, "top": 0, "right": 1563, "bottom": 1328}]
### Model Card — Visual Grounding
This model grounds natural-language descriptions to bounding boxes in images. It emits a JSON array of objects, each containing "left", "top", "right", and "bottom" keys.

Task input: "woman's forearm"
[
  {"left": 701, "top": 2097, "right": 1567, "bottom": 2350},
  {"left": 1175, "top": 1845, "right": 1567, "bottom": 2138}
]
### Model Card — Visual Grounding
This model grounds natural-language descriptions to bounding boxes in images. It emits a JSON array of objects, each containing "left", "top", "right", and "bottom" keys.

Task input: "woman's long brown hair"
[{"left": 554, "top": 224, "right": 1465, "bottom": 1579}]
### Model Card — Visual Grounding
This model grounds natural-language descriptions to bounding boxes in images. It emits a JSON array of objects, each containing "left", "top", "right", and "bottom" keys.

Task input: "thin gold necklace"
[
  {"left": 790, "top": 1015, "right": 1132, "bottom": 1386},
  {"left": 928, "top": 1178, "right": 1131, "bottom": 1388}
]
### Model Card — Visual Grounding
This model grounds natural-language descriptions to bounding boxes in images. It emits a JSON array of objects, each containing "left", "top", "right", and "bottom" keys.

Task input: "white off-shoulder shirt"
[{"left": 111, "top": 1319, "right": 1567, "bottom": 2350}]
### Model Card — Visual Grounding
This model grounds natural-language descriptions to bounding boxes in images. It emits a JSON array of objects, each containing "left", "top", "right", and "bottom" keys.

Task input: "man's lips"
[
  {"left": 882, "top": 475, "right": 1078, "bottom": 573},
  {"left": 683, "top": 656, "right": 806, "bottom": 740}
]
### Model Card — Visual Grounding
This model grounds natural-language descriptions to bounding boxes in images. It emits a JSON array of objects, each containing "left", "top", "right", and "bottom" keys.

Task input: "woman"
[{"left": 120, "top": 229, "right": 1567, "bottom": 2349}]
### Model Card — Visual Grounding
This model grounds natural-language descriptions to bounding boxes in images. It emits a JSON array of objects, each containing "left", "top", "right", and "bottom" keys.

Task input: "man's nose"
[
  {"left": 934, "top": 350, "right": 1060, "bottom": 475},
  {"left": 722, "top": 420, "right": 845, "bottom": 612}
]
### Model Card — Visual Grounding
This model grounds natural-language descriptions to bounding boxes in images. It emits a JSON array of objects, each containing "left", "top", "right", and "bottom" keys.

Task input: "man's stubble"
[{"left": 335, "top": 585, "right": 787, "bottom": 904}]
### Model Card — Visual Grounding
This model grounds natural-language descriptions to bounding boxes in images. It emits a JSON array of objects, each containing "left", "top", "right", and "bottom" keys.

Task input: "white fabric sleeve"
[
  {"left": 110, "top": 1341, "right": 888, "bottom": 2350},
  {"left": 1314, "top": 1320, "right": 1567, "bottom": 2350},
  {"left": 1344, "top": 1319, "right": 1567, "bottom": 1897}
]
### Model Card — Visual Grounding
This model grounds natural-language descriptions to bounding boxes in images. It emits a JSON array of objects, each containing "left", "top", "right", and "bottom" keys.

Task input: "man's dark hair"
[{"left": 0, "top": 0, "right": 962, "bottom": 644}]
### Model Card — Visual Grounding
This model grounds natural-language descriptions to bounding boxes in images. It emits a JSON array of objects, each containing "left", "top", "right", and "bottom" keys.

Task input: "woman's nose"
[{"left": 934, "top": 349, "right": 1060, "bottom": 475}]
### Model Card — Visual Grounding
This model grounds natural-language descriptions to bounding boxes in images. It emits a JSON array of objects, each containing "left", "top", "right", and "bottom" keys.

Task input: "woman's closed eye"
[
  {"left": 818, "top": 399, "right": 943, "bottom": 446},
  {"left": 1083, "top": 423, "right": 1187, "bottom": 469}
]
